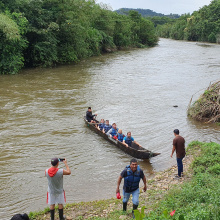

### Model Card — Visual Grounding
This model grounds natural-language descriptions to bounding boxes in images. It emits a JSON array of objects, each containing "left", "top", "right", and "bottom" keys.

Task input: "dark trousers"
[{"left": 177, "top": 157, "right": 184, "bottom": 177}]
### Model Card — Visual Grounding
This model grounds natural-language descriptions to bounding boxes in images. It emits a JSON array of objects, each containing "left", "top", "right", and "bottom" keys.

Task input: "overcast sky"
[{"left": 95, "top": 0, "right": 212, "bottom": 15}]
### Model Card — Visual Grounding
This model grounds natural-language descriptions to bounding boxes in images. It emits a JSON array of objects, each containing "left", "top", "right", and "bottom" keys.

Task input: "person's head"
[
  {"left": 173, "top": 129, "right": 179, "bottom": 136},
  {"left": 105, "top": 120, "right": 109, "bottom": 125},
  {"left": 112, "top": 123, "right": 116, "bottom": 129},
  {"left": 100, "top": 119, "right": 105, "bottom": 123},
  {"left": 88, "top": 107, "right": 92, "bottom": 112},
  {"left": 51, "top": 158, "right": 59, "bottom": 167},
  {"left": 127, "top": 132, "right": 131, "bottom": 138},
  {"left": 11, "top": 213, "right": 30, "bottom": 220},
  {"left": 130, "top": 158, "right": 138, "bottom": 172},
  {"left": 118, "top": 129, "right": 122, "bottom": 134}
]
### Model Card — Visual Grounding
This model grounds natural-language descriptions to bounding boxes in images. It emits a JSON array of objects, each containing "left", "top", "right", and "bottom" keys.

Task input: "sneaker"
[{"left": 174, "top": 175, "right": 181, "bottom": 179}]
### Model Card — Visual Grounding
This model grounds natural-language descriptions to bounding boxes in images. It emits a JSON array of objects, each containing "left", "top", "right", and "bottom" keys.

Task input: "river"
[{"left": 0, "top": 38, "right": 220, "bottom": 219}]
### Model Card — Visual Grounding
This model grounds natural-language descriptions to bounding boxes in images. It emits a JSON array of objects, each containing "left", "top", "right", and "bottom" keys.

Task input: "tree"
[{"left": 0, "top": 13, "right": 28, "bottom": 74}]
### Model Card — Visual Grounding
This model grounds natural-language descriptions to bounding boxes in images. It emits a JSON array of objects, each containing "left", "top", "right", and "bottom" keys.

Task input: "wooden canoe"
[{"left": 84, "top": 117, "right": 160, "bottom": 159}]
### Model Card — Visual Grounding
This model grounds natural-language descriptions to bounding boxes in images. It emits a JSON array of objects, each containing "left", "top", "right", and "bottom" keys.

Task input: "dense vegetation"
[
  {"left": 144, "top": 141, "right": 220, "bottom": 219},
  {"left": 0, "top": 0, "right": 158, "bottom": 75},
  {"left": 188, "top": 81, "right": 220, "bottom": 123},
  {"left": 156, "top": 0, "right": 220, "bottom": 43},
  {"left": 115, "top": 8, "right": 180, "bottom": 19}
]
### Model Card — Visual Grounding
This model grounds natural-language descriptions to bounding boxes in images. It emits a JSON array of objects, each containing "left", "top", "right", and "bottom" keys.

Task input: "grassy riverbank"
[{"left": 29, "top": 141, "right": 220, "bottom": 220}]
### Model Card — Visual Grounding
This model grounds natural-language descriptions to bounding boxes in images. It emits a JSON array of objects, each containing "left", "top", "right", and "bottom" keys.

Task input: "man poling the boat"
[
  {"left": 86, "top": 107, "right": 97, "bottom": 123},
  {"left": 116, "top": 158, "right": 147, "bottom": 218},
  {"left": 123, "top": 132, "right": 141, "bottom": 148}
]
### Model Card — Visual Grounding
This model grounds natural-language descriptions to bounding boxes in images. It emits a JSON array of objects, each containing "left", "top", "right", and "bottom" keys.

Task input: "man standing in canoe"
[
  {"left": 171, "top": 129, "right": 186, "bottom": 178},
  {"left": 116, "top": 159, "right": 147, "bottom": 216},
  {"left": 45, "top": 158, "right": 71, "bottom": 220}
]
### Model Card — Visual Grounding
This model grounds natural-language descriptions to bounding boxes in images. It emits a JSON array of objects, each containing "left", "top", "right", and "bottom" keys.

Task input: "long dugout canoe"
[{"left": 84, "top": 117, "right": 160, "bottom": 159}]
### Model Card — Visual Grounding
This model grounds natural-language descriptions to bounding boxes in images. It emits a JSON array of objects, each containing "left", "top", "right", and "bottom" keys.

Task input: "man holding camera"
[{"left": 45, "top": 158, "right": 71, "bottom": 220}]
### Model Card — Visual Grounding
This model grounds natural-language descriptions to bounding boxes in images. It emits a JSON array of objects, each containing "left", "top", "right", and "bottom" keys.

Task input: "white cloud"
[{"left": 95, "top": 0, "right": 212, "bottom": 15}]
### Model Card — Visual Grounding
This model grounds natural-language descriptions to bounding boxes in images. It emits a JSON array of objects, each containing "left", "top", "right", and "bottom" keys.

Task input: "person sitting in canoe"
[
  {"left": 116, "top": 129, "right": 125, "bottom": 142},
  {"left": 123, "top": 132, "right": 141, "bottom": 148},
  {"left": 86, "top": 107, "right": 97, "bottom": 124},
  {"left": 103, "top": 120, "right": 112, "bottom": 133},
  {"left": 97, "top": 119, "right": 105, "bottom": 131},
  {"left": 107, "top": 123, "right": 118, "bottom": 138}
]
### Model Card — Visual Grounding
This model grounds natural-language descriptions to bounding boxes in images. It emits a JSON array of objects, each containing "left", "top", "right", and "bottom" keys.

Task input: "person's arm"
[
  {"left": 106, "top": 128, "right": 112, "bottom": 137},
  {"left": 123, "top": 138, "right": 128, "bottom": 147},
  {"left": 133, "top": 140, "right": 141, "bottom": 147},
  {"left": 92, "top": 114, "right": 97, "bottom": 118},
  {"left": 142, "top": 175, "right": 147, "bottom": 192},
  {"left": 116, "top": 175, "right": 123, "bottom": 194},
  {"left": 63, "top": 159, "right": 71, "bottom": 175},
  {"left": 171, "top": 145, "right": 176, "bottom": 158}
]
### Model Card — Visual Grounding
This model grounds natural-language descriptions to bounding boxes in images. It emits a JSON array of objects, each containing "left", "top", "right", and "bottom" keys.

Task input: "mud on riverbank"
[{"left": 31, "top": 149, "right": 196, "bottom": 220}]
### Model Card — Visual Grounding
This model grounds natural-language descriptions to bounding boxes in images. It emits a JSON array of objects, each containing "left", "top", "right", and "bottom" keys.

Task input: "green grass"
[
  {"left": 144, "top": 141, "right": 220, "bottom": 220},
  {"left": 29, "top": 207, "right": 50, "bottom": 219}
]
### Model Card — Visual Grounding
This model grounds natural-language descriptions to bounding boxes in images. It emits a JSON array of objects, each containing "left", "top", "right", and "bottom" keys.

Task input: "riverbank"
[
  {"left": 29, "top": 141, "right": 214, "bottom": 220},
  {"left": 188, "top": 80, "right": 220, "bottom": 124}
]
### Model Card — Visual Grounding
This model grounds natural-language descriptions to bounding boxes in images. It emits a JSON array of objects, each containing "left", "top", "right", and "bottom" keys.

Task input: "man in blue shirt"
[
  {"left": 123, "top": 132, "right": 141, "bottom": 147},
  {"left": 116, "top": 159, "right": 147, "bottom": 216}
]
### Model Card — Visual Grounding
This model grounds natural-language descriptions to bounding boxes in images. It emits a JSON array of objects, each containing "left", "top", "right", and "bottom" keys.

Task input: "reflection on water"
[{"left": 0, "top": 38, "right": 220, "bottom": 219}]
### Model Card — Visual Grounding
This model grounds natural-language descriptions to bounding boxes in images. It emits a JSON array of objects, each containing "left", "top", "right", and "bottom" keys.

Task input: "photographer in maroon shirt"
[{"left": 171, "top": 129, "right": 186, "bottom": 178}]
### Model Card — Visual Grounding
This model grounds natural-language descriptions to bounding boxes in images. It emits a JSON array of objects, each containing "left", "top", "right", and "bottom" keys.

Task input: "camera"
[{"left": 59, "top": 158, "right": 65, "bottom": 161}]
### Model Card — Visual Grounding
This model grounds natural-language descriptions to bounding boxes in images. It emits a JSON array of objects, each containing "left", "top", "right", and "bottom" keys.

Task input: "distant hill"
[{"left": 115, "top": 8, "right": 180, "bottom": 19}]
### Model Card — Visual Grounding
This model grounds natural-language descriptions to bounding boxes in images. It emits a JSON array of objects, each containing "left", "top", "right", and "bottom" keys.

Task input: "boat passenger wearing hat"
[{"left": 45, "top": 158, "right": 71, "bottom": 220}]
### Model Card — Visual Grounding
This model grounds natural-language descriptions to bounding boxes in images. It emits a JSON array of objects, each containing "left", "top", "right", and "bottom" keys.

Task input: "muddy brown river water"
[{"left": 0, "top": 38, "right": 220, "bottom": 219}]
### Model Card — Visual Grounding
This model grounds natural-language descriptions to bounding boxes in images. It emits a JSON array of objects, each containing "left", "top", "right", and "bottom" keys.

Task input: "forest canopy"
[
  {"left": 155, "top": 0, "right": 220, "bottom": 43},
  {"left": 0, "top": 0, "right": 158, "bottom": 74}
]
